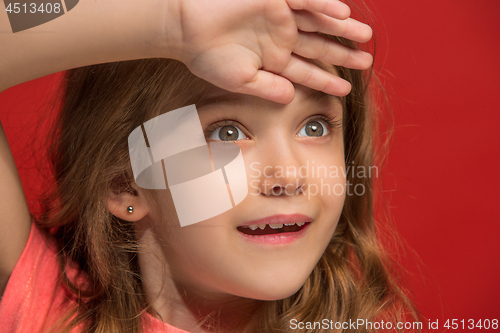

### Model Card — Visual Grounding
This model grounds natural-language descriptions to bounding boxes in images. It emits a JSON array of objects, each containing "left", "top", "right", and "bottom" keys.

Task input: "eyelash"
[
  {"left": 203, "top": 114, "right": 341, "bottom": 140},
  {"left": 204, "top": 119, "right": 243, "bottom": 140},
  {"left": 306, "top": 114, "right": 342, "bottom": 136}
]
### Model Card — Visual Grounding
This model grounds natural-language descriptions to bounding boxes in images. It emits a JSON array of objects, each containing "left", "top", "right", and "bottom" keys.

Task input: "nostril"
[
  {"left": 296, "top": 184, "right": 307, "bottom": 195},
  {"left": 270, "top": 186, "right": 285, "bottom": 196},
  {"left": 265, "top": 183, "right": 306, "bottom": 196}
]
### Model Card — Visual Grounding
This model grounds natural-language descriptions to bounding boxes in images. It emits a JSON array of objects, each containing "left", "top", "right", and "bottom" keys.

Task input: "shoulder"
[
  {"left": 0, "top": 221, "right": 71, "bottom": 333},
  {"left": 142, "top": 312, "right": 192, "bottom": 333},
  {"left": 0, "top": 122, "right": 32, "bottom": 296}
]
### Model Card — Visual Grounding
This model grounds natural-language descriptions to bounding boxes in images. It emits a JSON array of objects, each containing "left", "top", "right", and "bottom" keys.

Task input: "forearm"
[{"left": 0, "top": 0, "right": 179, "bottom": 92}]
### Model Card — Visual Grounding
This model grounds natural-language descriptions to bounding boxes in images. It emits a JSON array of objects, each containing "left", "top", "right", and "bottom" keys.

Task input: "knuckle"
[
  {"left": 285, "top": 0, "right": 300, "bottom": 10},
  {"left": 341, "top": 49, "right": 354, "bottom": 67},
  {"left": 267, "top": 76, "right": 278, "bottom": 100},
  {"left": 301, "top": 66, "right": 314, "bottom": 85},
  {"left": 318, "top": 35, "right": 331, "bottom": 61},
  {"left": 340, "top": 19, "right": 350, "bottom": 38},
  {"left": 319, "top": 14, "right": 328, "bottom": 33},
  {"left": 302, "top": 0, "right": 310, "bottom": 11},
  {"left": 324, "top": 77, "right": 336, "bottom": 93}
]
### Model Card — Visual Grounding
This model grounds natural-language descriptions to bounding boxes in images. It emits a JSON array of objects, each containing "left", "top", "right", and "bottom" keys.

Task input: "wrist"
[
  {"left": 147, "top": 0, "right": 184, "bottom": 61},
  {"left": 69, "top": 0, "right": 182, "bottom": 62}
]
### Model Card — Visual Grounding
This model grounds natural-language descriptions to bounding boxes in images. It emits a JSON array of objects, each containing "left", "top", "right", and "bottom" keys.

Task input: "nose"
[{"left": 250, "top": 137, "right": 307, "bottom": 197}]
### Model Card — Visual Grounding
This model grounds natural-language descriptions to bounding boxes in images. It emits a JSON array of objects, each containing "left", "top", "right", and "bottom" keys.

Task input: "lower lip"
[{"left": 237, "top": 223, "right": 310, "bottom": 245}]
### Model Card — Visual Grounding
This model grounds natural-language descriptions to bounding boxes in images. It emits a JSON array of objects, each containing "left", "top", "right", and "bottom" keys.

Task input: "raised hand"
[{"left": 164, "top": 0, "right": 373, "bottom": 103}]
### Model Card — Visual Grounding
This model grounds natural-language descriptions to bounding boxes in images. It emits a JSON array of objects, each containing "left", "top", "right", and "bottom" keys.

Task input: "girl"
[{"left": 0, "top": 0, "right": 419, "bottom": 332}]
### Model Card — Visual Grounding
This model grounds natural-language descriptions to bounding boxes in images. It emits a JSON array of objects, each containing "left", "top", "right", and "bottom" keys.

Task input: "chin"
[
  {"left": 248, "top": 288, "right": 303, "bottom": 301},
  {"left": 237, "top": 278, "right": 308, "bottom": 301}
]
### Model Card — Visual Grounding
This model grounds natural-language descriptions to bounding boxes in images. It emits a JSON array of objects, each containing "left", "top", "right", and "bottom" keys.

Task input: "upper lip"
[{"left": 238, "top": 214, "right": 312, "bottom": 227}]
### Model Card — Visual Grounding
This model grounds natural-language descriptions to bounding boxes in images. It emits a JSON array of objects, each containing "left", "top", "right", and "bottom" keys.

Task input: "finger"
[
  {"left": 237, "top": 70, "right": 296, "bottom": 104},
  {"left": 295, "top": 11, "right": 373, "bottom": 43},
  {"left": 294, "top": 31, "right": 373, "bottom": 70},
  {"left": 280, "top": 55, "right": 352, "bottom": 96},
  {"left": 286, "top": 0, "right": 351, "bottom": 20}
]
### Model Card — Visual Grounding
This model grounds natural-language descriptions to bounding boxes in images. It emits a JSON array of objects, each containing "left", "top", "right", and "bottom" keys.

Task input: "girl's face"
[{"left": 137, "top": 82, "right": 346, "bottom": 304}]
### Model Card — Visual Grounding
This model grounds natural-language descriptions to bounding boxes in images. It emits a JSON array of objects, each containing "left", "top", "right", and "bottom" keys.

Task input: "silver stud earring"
[{"left": 127, "top": 206, "right": 134, "bottom": 214}]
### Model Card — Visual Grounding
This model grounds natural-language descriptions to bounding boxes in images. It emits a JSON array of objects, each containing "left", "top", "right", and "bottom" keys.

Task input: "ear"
[{"left": 107, "top": 183, "right": 150, "bottom": 222}]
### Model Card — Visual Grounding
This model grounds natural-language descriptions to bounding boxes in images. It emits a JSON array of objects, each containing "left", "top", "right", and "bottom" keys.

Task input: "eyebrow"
[
  {"left": 196, "top": 89, "right": 341, "bottom": 110},
  {"left": 307, "top": 90, "right": 342, "bottom": 103}
]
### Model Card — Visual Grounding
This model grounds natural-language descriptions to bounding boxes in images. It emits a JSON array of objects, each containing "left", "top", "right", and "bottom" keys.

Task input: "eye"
[
  {"left": 297, "top": 120, "right": 328, "bottom": 137},
  {"left": 208, "top": 124, "right": 247, "bottom": 141}
]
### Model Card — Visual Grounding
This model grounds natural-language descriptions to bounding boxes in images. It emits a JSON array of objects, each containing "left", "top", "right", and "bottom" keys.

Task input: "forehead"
[{"left": 192, "top": 85, "right": 343, "bottom": 114}]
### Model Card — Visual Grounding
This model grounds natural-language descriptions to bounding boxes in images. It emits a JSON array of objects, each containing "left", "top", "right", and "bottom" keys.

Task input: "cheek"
[
  {"left": 309, "top": 157, "right": 347, "bottom": 210},
  {"left": 298, "top": 142, "right": 346, "bottom": 238},
  {"left": 298, "top": 140, "right": 347, "bottom": 208},
  {"left": 166, "top": 227, "right": 229, "bottom": 282},
  {"left": 150, "top": 201, "right": 240, "bottom": 292}
]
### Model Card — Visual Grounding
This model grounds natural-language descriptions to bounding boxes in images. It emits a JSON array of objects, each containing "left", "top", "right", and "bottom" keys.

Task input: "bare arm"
[
  {"left": 0, "top": 122, "right": 31, "bottom": 295},
  {"left": 0, "top": 0, "right": 179, "bottom": 92}
]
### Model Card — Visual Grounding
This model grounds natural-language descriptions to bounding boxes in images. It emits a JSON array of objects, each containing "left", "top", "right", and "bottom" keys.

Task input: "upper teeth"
[{"left": 242, "top": 222, "right": 307, "bottom": 230}]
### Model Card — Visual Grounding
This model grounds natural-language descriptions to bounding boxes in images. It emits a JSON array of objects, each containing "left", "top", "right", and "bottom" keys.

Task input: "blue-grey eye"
[
  {"left": 209, "top": 125, "right": 246, "bottom": 141},
  {"left": 297, "top": 120, "right": 327, "bottom": 137}
]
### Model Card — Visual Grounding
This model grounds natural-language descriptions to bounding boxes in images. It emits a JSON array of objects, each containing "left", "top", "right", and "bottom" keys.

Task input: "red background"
[{"left": 0, "top": 0, "right": 499, "bottom": 331}]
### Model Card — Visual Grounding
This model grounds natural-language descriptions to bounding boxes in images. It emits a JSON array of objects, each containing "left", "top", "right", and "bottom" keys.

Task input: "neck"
[
  {"left": 149, "top": 289, "right": 260, "bottom": 333},
  {"left": 137, "top": 225, "right": 262, "bottom": 333}
]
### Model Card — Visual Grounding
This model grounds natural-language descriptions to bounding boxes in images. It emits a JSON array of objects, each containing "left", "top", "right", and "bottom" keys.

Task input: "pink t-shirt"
[{"left": 0, "top": 222, "right": 189, "bottom": 333}]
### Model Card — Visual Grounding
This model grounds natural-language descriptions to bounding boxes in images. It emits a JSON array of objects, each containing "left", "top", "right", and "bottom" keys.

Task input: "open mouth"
[{"left": 237, "top": 222, "right": 310, "bottom": 236}]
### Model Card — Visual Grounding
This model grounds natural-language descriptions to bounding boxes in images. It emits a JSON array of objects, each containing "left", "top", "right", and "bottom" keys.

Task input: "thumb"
[{"left": 238, "top": 70, "right": 295, "bottom": 104}]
